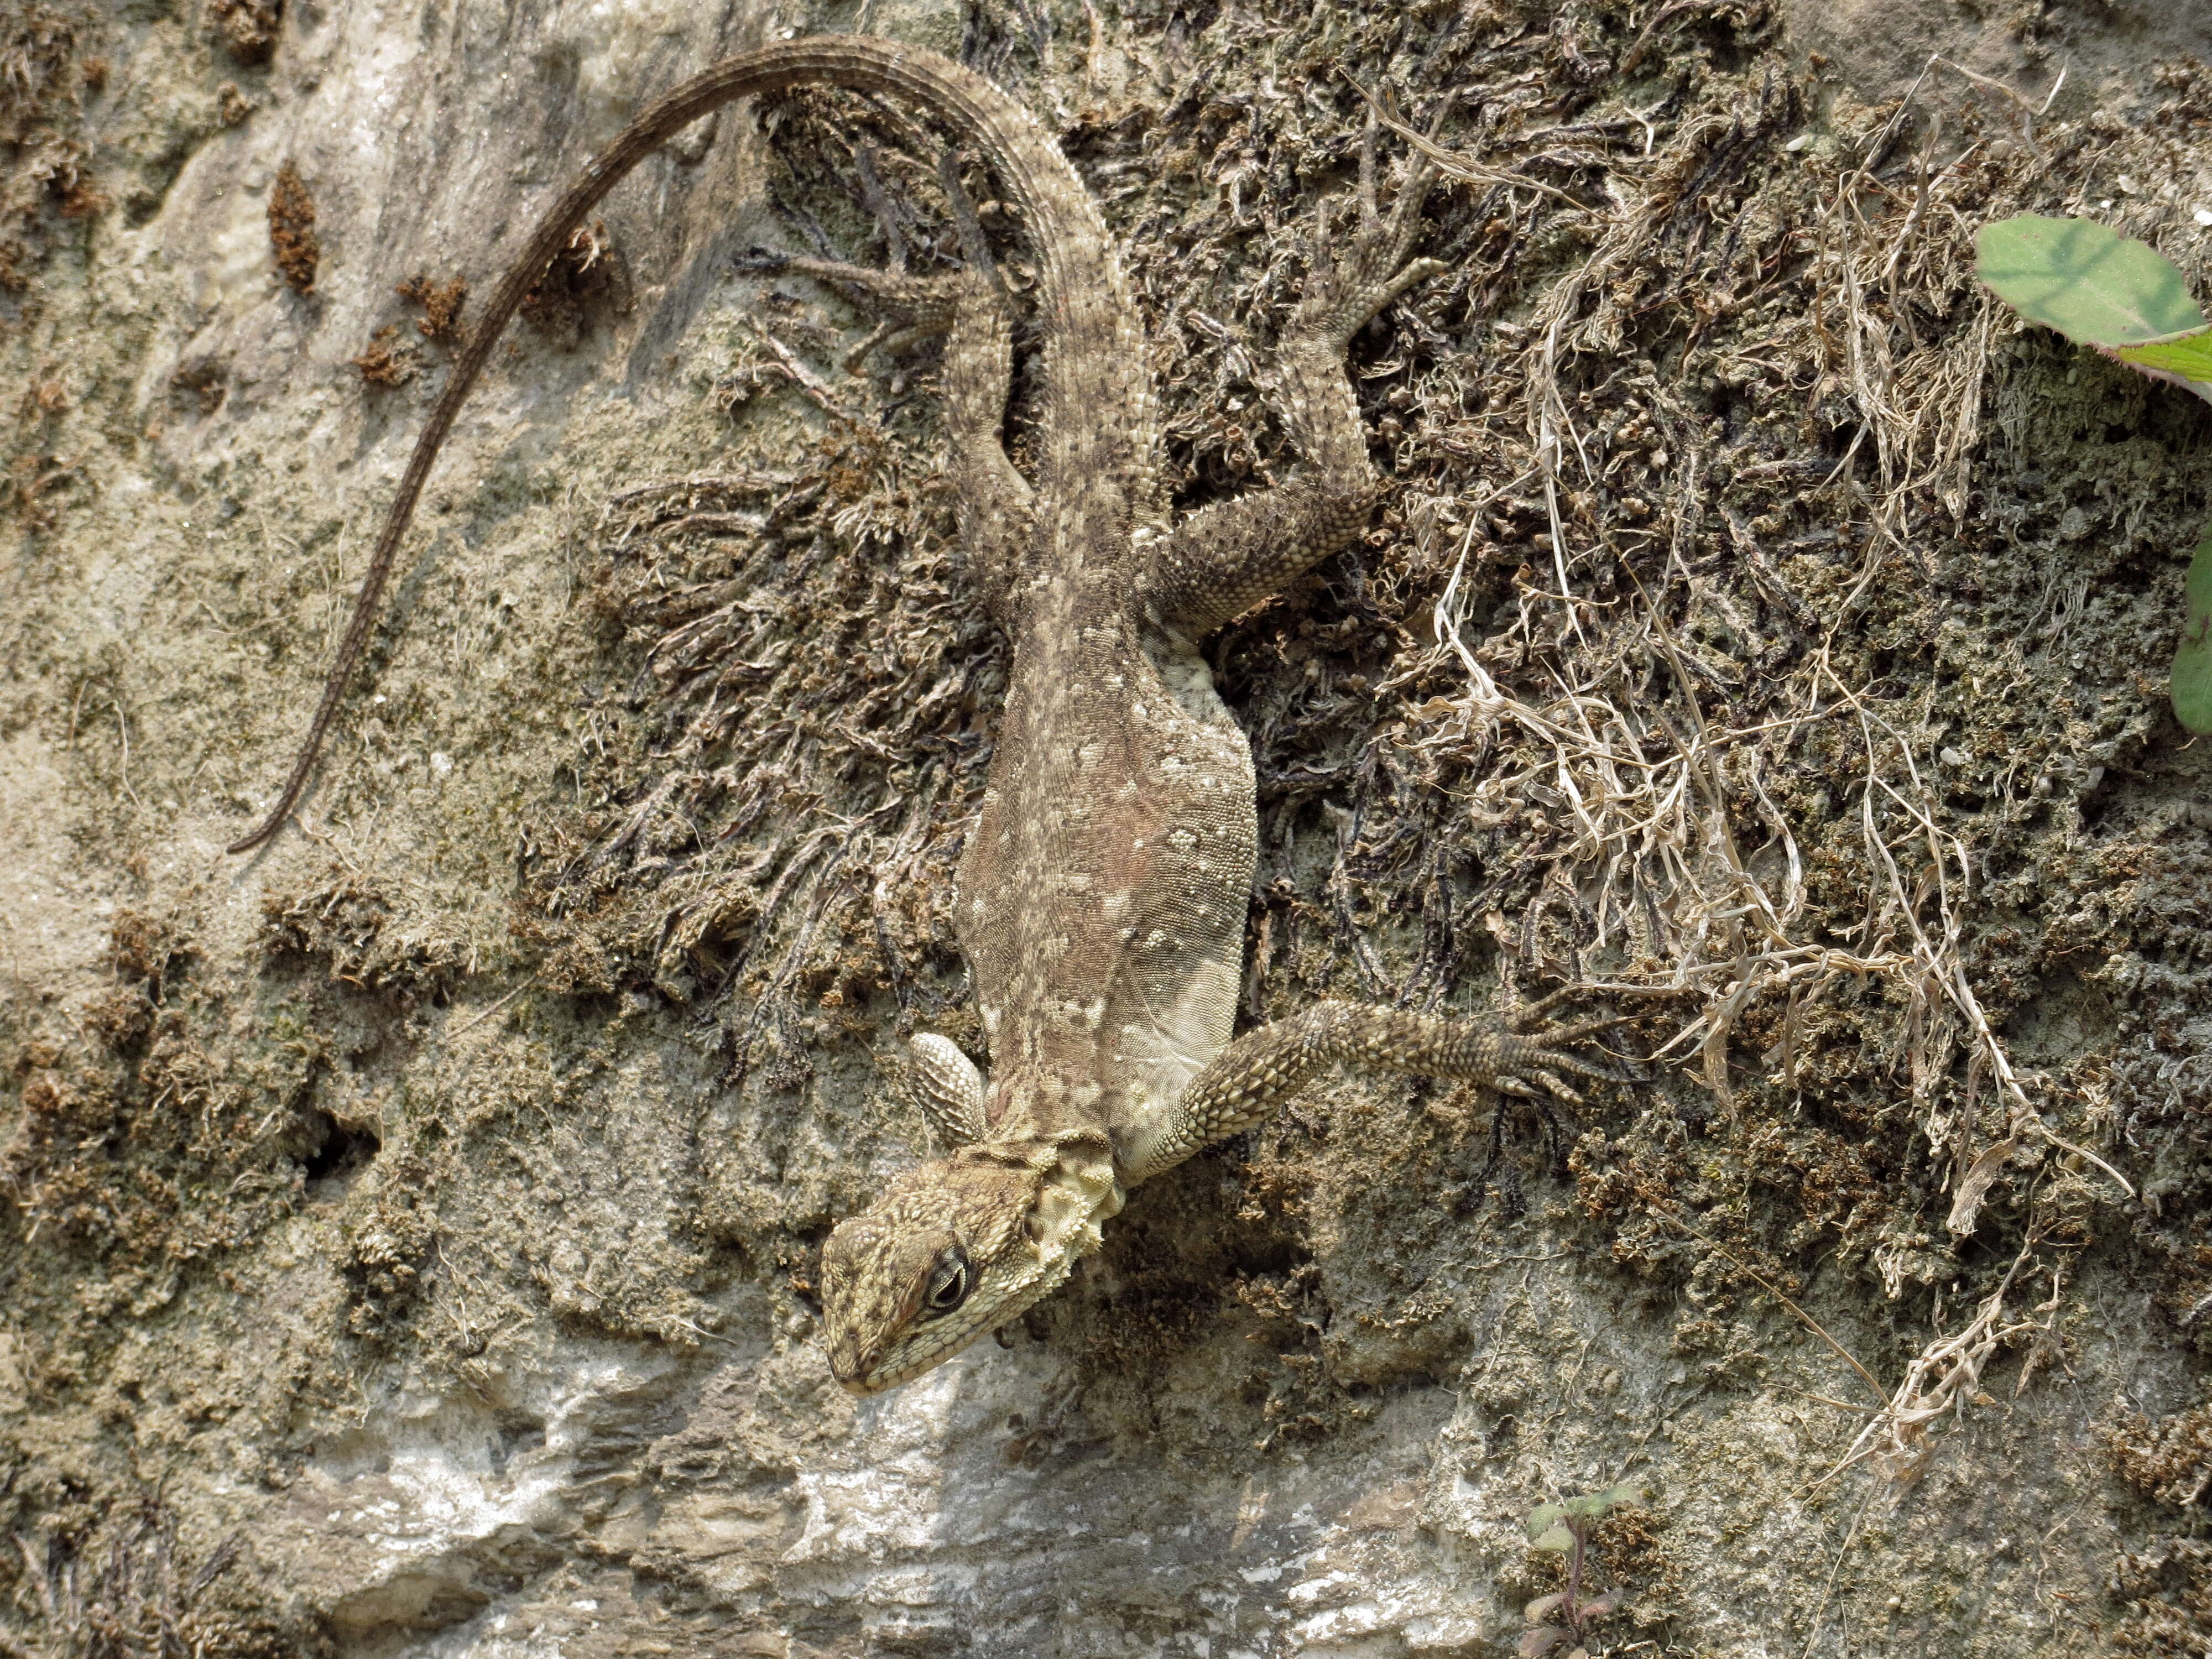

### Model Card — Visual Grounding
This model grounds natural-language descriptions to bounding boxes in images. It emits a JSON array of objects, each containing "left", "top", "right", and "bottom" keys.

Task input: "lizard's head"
[{"left": 817, "top": 1136, "right": 1119, "bottom": 1394}]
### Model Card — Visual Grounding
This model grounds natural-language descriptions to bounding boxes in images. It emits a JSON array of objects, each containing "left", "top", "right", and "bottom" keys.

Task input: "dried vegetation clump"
[
  {"left": 0, "top": 911, "right": 332, "bottom": 1392},
  {"left": 207, "top": 0, "right": 282, "bottom": 68},
  {"left": 8, "top": 354, "right": 76, "bottom": 528},
  {"left": 2109, "top": 1400, "right": 2212, "bottom": 1507},
  {"left": 349, "top": 321, "right": 415, "bottom": 387},
  {"left": 2107, "top": 1397, "right": 2212, "bottom": 1655},
  {"left": 351, "top": 272, "right": 468, "bottom": 385},
  {"left": 2, "top": 1494, "right": 303, "bottom": 1659},
  {"left": 0, "top": 3, "right": 100, "bottom": 301},
  {"left": 258, "top": 867, "right": 465, "bottom": 994},
  {"left": 396, "top": 269, "right": 467, "bottom": 341}
]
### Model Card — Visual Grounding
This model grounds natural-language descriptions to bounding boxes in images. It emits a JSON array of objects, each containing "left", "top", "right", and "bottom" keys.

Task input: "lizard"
[{"left": 224, "top": 34, "right": 1643, "bottom": 1395}]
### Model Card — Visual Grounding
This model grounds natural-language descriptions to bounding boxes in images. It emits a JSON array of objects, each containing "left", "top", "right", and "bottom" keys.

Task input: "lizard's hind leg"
[
  {"left": 1141, "top": 124, "right": 1446, "bottom": 637},
  {"left": 735, "top": 248, "right": 961, "bottom": 364},
  {"left": 739, "top": 208, "right": 1032, "bottom": 618}
]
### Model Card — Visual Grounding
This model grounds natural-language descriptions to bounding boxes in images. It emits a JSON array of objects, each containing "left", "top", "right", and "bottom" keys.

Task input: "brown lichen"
[{"left": 265, "top": 159, "right": 316, "bottom": 294}]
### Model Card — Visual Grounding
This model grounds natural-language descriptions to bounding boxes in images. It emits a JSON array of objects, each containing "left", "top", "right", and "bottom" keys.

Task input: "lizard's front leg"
[
  {"left": 1119, "top": 998, "right": 1641, "bottom": 1184},
  {"left": 1142, "top": 134, "right": 1444, "bottom": 635}
]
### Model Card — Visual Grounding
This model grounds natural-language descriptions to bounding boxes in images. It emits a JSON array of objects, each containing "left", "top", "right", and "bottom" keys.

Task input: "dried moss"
[
  {"left": 207, "top": 0, "right": 283, "bottom": 68},
  {"left": 348, "top": 321, "right": 415, "bottom": 387},
  {"left": 1, "top": 915, "right": 328, "bottom": 1394},
  {"left": 258, "top": 867, "right": 463, "bottom": 994},
  {"left": 0, "top": 1494, "right": 309, "bottom": 1659},
  {"left": 2110, "top": 1537, "right": 2212, "bottom": 1656},
  {"left": 2109, "top": 1400, "right": 2212, "bottom": 1509},
  {"left": 265, "top": 159, "right": 316, "bottom": 295},
  {"left": 395, "top": 270, "right": 467, "bottom": 342},
  {"left": 1, "top": 4, "right": 98, "bottom": 308}
]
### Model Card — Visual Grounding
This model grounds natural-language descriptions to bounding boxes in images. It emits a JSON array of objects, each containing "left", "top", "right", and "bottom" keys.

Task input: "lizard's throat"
[{"left": 1029, "top": 1136, "right": 1124, "bottom": 1272}]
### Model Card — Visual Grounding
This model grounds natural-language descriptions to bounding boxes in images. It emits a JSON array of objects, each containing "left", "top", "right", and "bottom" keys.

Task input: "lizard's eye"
[{"left": 922, "top": 1249, "right": 970, "bottom": 1317}]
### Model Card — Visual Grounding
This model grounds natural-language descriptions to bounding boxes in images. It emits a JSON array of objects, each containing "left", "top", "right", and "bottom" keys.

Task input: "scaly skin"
[{"left": 228, "top": 36, "right": 1642, "bottom": 1397}]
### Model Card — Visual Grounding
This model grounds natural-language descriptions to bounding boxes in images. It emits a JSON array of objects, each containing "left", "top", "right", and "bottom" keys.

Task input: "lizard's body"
[{"left": 231, "top": 36, "right": 1635, "bottom": 1394}]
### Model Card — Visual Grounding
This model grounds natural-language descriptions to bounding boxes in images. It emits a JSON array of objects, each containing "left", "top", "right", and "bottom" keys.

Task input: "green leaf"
[
  {"left": 2174, "top": 517, "right": 2212, "bottom": 735},
  {"left": 1518, "top": 1627, "right": 1570, "bottom": 1658},
  {"left": 1531, "top": 1524, "right": 1577, "bottom": 1552},
  {"left": 1525, "top": 1593, "right": 1568, "bottom": 1623},
  {"left": 1564, "top": 1479, "right": 1644, "bottom": 1517},
  {"left": 1976, "top": 216, "right": 2205, "bottom": 346},
  {"left": 1524, "top": 1503, "right": 1568, "bottom": 1541},
  {"left": 2112, "top": 331, "right": 2212, "bottom": 408}
]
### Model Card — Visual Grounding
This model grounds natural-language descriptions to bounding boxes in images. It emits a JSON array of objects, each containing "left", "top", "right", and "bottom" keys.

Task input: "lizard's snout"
[{"left": 827, "top": 1336, "right": 889, "bottom": 1395}]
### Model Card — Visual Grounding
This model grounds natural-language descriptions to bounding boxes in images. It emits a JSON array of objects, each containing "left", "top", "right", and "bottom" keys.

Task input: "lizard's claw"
[
  {"left": 732, "top": 243, "right": 797, "bottom": 275},
  {"left": 1499, "top": 1031, "right": 1645, "bottom": 1094}
]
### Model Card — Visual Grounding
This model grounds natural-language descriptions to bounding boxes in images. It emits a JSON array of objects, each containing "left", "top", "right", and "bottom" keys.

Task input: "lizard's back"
[{"left": 958, "top": 564, "right": 1259, "bottom": 1146}]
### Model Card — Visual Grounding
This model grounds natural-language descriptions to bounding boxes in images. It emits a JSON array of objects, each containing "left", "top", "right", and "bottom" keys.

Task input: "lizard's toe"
[
  {"left": 1530, "top": 1067, "right": 1588, "bottom": 1107},
  {"left": 733, "top": 243, "right": 795, "bottom": 274}
]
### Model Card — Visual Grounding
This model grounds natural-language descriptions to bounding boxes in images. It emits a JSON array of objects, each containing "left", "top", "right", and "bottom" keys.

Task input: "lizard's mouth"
[
  {"left": 831, "top": 1326, "right": 983, "bottom": 1395},
  {"left": 828, "top": 1331, "right": 920, "bottom": 1394},
  {"left": 833, "top": 1363, "right": 892, "bottom": 1396}
]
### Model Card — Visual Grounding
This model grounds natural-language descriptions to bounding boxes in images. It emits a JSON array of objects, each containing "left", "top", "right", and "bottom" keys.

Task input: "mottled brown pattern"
[{"left": 227, "top": 36, "right": 1637, "bottom": 1397}]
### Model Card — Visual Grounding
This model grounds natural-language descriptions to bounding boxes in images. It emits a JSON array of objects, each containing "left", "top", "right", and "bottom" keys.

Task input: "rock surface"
[{"left": 4, "top": 0, "right": 2209, "bottom": 1655}]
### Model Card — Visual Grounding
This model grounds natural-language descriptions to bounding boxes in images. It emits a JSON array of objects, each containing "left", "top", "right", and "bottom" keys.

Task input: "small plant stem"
[{"left": 1565, "top": 1519, "right": 1588, "bottom": 1634}]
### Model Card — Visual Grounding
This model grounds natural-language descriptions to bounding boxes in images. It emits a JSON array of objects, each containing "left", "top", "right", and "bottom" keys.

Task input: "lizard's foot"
[
  {"left": 736, "top": 246, "right": 961, "bottom": 330},
  {"left": 1483, "top": 983, "right": 1661, "bottom": 1105},
  {"left": 737, "top": 246, "right": 975, "bottom": 369},
  {"left": 1293, "top": 128, "right": 1445, "bottom": 351},
  {"left": 1486, "top": 1029, "right": 1644, "bottom": 1107}
]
